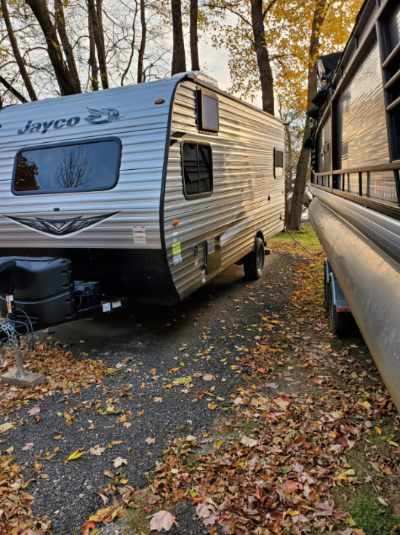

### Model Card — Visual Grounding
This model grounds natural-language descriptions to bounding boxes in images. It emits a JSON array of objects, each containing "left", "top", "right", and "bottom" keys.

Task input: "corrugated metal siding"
[
  {"left": 0, "top": 80, "right": 177, "bottom": 250},
  {"left": 164, "top": 81, "right": 285, "bottom": 299},
  {"left": 338, "top": 41, "right": 389, "bottom": 169},
  {"left": 336, "top": 41, "right": 397, "bottom": 202}
]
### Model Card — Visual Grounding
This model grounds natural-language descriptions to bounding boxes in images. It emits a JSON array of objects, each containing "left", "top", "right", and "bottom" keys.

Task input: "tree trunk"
[
  {"left": 287, "top": 0, "right": 329, "bottom": 230},
  {"left": 121, "top": 0, "right": 138, "bottom": 85},
  {"left": 88, "top": 8, "right": 99, "bottom": 91},
  {"left": 171, "top": 0, "right": 186, "bottom": 75},
  {"left": 0, "top": 75, "right": 28, "bottom": 103},
  {"left": 250, "top": 0, "right": 274, "bottom": 115},
  {"left": 190, "top": 0, "right": 200, "bottom": 71},
  {"left": 137, "top": 0, "right": 146, "bottom": 83},
  {"left": 54, "top": 0, "right": 81, "bottom": 93},
  {"left": 87, "top": 0, "right": 109, "bottom": 89},
  {"left": 1, "top": 0, "right": 37, "bottom": 100},
  {"left": 25, "top": 0, "right": 78, "bottom": 95}
]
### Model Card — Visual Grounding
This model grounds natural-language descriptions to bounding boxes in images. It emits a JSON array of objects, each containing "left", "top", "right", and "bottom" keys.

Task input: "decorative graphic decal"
[
  {"left": 7, "top": 212, "right": 117, "bottom": 237},
  {"left": 85, "top": 108, "right": 120, "bottom": 125}
]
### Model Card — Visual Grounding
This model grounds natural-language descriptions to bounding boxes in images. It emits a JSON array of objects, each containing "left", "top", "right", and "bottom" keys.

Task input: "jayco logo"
[{"left": 17, "top": 107, "right": 120, "bottom": 135}]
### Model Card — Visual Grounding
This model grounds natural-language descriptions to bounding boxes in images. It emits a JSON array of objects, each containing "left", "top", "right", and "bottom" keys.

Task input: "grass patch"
[
  {"left": 124, "top": 506, "right": 150, "bottom": 535},
  {"left": 270, "top": 223, "right": 321, "bottom": 252},
  {"left": 348, "top": 491, "right": 400, "bottom": 535}
]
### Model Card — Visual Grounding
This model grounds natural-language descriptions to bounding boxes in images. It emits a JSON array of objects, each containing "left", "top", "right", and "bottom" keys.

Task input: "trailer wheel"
[
  {"left": 327, "top": 280, "right": 349, "bottom": 337},
  {"left": 244, "top": 237, "right": 265, "bottom": 281}
]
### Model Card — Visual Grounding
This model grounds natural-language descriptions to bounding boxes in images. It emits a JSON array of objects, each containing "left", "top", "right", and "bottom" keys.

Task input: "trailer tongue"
[{"left": 0, "top": 256, "right": 124, "bottom": 343}]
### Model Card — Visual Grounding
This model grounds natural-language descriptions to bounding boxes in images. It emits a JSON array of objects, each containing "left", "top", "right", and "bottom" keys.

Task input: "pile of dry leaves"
[
  {"left": 0, "top": 341, "right": 107, "bottom": 416},
  {"left": 0, "top": 453, "right": 50, "bottom": 533}
]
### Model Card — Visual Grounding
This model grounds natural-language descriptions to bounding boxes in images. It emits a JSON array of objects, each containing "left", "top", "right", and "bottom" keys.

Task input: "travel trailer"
[
  {"left": 309, "top": 0, "right": 400, "bottom": 409},
  {"left": 0, "top": 72, "right": 285, "bottom": 333}
]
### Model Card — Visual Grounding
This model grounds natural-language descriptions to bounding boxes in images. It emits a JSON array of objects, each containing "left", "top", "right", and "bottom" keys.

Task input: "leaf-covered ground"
[
  {"left": 115, "top": 227, "right": 400, "bottom": 534},
  {"left": 0, "top": 225, "right": 399, "bottom": 534}
]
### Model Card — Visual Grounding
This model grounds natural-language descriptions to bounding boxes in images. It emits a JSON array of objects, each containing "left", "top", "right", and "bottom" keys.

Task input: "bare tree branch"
[
  {"left": 1, "top": 0, "right": 37, "bottom": 100},
  {"left": 0, "top": 74, "right": 28, "bottom": 102},
  {"left": 121, "top": 0, "right": 138, "bottom": 85}
]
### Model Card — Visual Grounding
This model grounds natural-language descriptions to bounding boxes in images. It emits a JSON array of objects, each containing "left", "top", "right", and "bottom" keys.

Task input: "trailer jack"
[{"left": 0, "top": 294, "right": 46, "bottom": 387}]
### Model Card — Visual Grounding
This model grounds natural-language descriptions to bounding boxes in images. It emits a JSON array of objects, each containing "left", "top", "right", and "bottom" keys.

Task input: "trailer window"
[
  {"left": 197, "top": 91, "right": 219, "bottom": 132},
  {"left": 274, "top": 148, "right": 284, "bottom": 178},
  {"left": 13, "top": 138, "right": 121, "bottom": 194},
  {"left": 182, "top": 143, "right": 213, "bottom": 198}
]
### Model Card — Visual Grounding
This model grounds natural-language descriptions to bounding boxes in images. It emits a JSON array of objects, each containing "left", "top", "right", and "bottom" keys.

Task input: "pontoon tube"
[{"left": 310, "top": 197, "right": 400, "bottom": 410}]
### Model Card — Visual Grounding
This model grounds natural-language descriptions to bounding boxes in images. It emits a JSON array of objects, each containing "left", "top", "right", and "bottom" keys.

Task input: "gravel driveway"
[{"left": 0, "top": 253, "right": 293, "bottom": 533}]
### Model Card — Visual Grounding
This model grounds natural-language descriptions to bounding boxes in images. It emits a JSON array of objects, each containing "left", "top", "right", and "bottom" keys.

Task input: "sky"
[
  {"left": 188, "top": 22, "right": 263, "bottom": 109},
  {"left": 199, "top": 35, "right": 232, "bottom": 90}
]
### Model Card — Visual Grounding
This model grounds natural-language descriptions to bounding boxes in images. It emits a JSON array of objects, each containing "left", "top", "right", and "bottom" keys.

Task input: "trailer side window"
[
  {"left": 197, "top": 91, "right": 219, "bottom": 132},
  {"left": 274, "top": 148, "right": 284, "bottom": 178},
  {"left": 13, "top": 138, "right": 121, "bottom": 194},
  {"left": 182, "top": 143, "right": 213, "bottom": 198}
]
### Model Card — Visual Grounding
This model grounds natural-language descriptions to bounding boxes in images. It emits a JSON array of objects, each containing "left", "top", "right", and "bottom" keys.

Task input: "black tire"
[
  {"left": 327, "top": 281, "right": 350, "bottom": 337},
  {"left": 244, "top": 237, "right": 265, "bottom": 281}
]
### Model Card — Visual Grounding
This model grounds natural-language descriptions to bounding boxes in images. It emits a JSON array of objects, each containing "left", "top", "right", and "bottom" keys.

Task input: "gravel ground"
[{"left": 0, "top": 253, "right": 295, "bottom": 533}]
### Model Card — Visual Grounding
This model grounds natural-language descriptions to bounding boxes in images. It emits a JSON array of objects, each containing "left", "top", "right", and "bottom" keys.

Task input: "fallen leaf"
[
  {"left": 88, "top": 505, "right": 124, "bottom": 524},
  {"left": 377, "top": 496, "right": 389, "bottom": 507},
  {"left": 282, "top": 480, "right": 300, "bottom": 494},
  {"left": 173, "top": 375, "right": 192, "bottom": 386},
  {"left": 0, "top": 422, "right": 15, "bottom": 434},
  {"left": 81, "top": 520, "right": 96, "bottom": 535},
  {"left": 240, "top": 436, "right": 258, "bottom": 448},
  {"left": 202, "top": 374, "right": 214, "bottom": 382},
  {"left": 65, "top": 449, "right": 85, "bottom": 462},
  {"left": 113, "top": 456, "right": 128, "bottom": 468},
  {"left": 145, "top": 437, "right": 156, "bottom": 445},
  {"left": 98, "top": 404, "right": 122, "bottom": 415},
  {"left": 28, "top": 405, "right": 41, "bottom": 416},
  {"left": 208, "top": 402, "right": 217, "bottom": 411},
  {"left": 196, "top": 502, "right": 218, "bottom": 526},
  {"left": 150, "top": 510, "right": 176, "bottom": 532},
  {"left": 358, "top": 400, "right": 371, "bottom": 411},
  {"left": 273, "top": 396, "right": 291, "bottom": 410},
  {"left": 90, "top": 445, "right": 105, "bottom": 456},
  {"left": 335, "top": 468, "right": 356, "bottom": 482},
  {"left": 214, "top": 439, "right": 224, "bottom": 449}
]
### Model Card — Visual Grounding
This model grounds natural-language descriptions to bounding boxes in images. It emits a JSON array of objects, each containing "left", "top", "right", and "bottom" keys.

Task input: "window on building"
[{"left": 182, "top": 143, "right": 213, "bottom": 198}]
